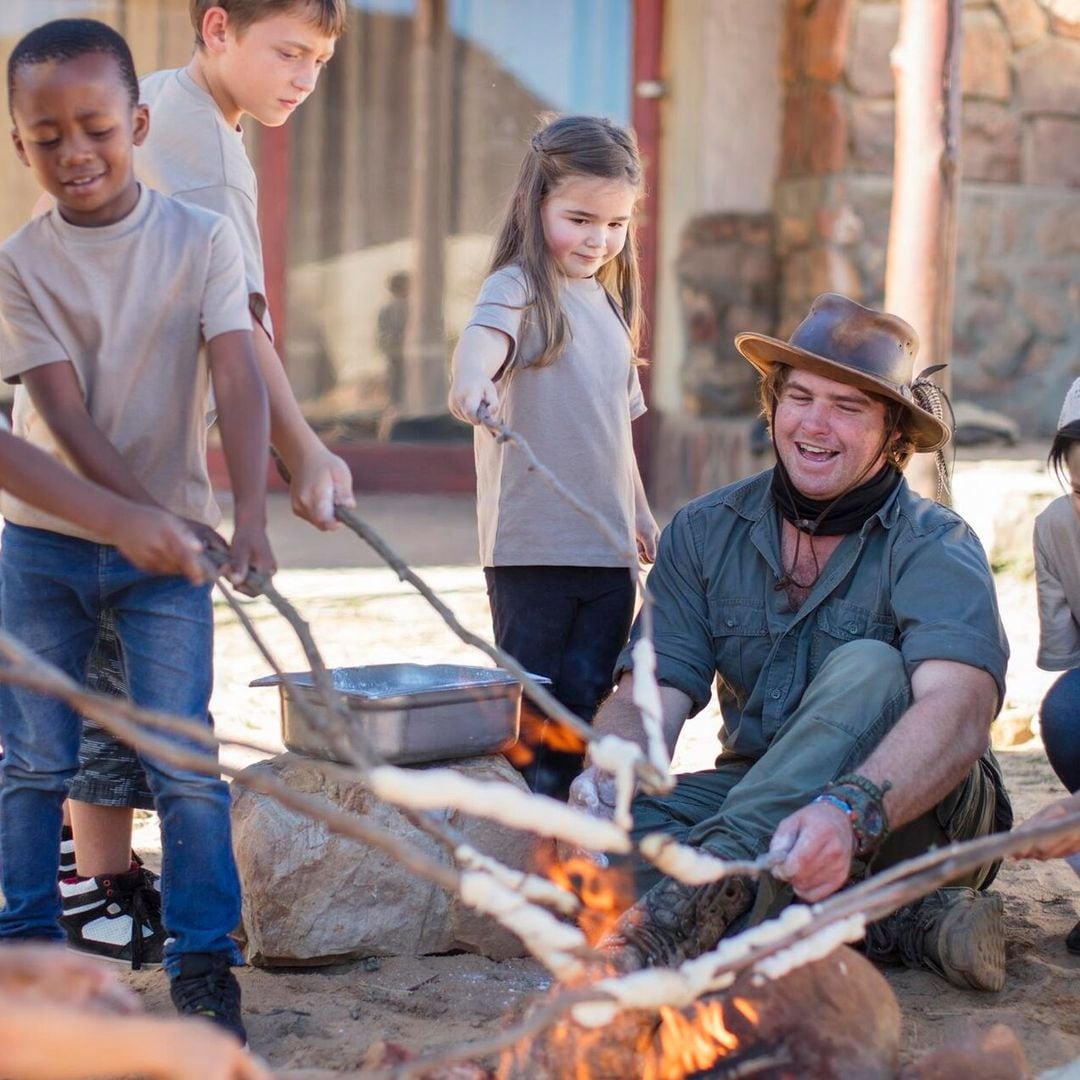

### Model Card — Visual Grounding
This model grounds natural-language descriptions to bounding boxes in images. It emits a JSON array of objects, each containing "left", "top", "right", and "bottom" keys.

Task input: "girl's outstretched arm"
[{"left": 448, "top": 325, "right": 511, "bottom": 424}]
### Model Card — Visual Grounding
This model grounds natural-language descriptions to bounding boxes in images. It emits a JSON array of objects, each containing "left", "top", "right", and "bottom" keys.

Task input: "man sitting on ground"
[{"left": 573, "top": 293, "right": 1013, "bottom": 991}]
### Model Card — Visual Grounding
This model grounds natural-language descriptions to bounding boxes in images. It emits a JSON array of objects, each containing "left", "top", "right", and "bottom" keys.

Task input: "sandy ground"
[{"left": 112, "top": 482, "right": 1080, "bottom": 1078}]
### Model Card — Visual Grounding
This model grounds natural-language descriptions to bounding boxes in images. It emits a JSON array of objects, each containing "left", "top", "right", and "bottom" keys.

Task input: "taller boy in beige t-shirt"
[{"left": 60, "top": 0, "right": 354, "bottom": 960}]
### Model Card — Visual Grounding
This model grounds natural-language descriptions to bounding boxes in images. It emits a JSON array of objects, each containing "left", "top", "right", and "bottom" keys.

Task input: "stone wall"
[{"left": 775, "top": 0, "right": 1079, "bottom": 436}]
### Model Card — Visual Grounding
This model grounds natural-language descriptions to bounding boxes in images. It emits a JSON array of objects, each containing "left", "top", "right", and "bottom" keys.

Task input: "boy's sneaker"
[
  {"left": 59, "top": 864, "right": 166, "bottom": 970},
  {"left": 169, "top": 952, "right": 246, "bottom": 1045}
]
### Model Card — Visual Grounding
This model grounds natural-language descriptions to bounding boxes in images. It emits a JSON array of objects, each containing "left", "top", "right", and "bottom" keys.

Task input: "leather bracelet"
[{"left": 824, "top": 774, "right": 892, "bottom": 858}]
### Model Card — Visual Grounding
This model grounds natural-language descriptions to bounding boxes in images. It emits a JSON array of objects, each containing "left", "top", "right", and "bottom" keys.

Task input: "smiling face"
[
  {"left": 11, "top": 52, "right": 147, "bottom": 228},
  {"left": 540, "top": 174, "right": 636, "bottom": 280},
  {"left": 772, "top": 369, "right": 895, "bottom": 500},
  {"left": 210, "top": 9, "right": 336, "bottom": 127}
]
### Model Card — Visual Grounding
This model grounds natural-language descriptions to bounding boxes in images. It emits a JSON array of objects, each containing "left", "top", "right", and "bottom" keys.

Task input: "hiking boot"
[
  {"left": 169, "top": 952, "right": 246, "bottom": 1045},
  {"left": 60, "top": 864, "right": 166, "bottom": 970},
  {"left": 599, "top": 874, "right": 755, "bottom": 974},
  {"left": 863, "top": 887, "right": 1005, "bottom": 992}
]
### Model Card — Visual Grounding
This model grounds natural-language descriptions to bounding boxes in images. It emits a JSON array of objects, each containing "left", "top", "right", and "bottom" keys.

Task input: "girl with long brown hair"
[{"left": 448, "top": 114, "right": 658, "bottom": 800}]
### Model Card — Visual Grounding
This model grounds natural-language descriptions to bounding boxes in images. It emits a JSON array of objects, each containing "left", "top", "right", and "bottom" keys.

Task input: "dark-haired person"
[
  {"left": 0, "top": 18, "right": 272, "bottom": 1042},
  {"left": 1031, "top": 378, "right": 1080, "bottom": 950},
  {"left": 571, "top": 293, "right": 1013, "bottom": 991},
  {"left": 48, "top": 0, "right": 353, "bottom": 971}
]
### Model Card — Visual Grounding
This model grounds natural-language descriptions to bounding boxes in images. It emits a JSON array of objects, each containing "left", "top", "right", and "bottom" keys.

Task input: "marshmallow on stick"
[
  {"left": 454, "top": 845, "right": 580, "bottom": 917},
  {"left": 459, "top": 871, "right": 587, "bottom": 980},
  {"left": 368, "top": 766, "right": 632, "bottom": 854}
]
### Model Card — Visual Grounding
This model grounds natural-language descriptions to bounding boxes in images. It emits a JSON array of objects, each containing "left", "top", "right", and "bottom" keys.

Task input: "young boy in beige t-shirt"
[
  {"left": 60, "top": 0, "right": 354, "bottom": 962},
  {"left": 0, "top": 17, "right": 273, "bottom": 1041}
]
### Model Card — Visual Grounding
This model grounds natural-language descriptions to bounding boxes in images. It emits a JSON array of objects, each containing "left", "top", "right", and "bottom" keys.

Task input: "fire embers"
[{"left": 498, "top": 947, "right": 902, "bottom": 1080}]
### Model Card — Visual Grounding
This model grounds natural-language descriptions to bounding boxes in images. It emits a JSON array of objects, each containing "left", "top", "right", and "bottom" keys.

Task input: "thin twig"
[
  {"left": 0, "top": 631, "right": 460, "bottom": 893},
  {"left": 333, "top": 504, "right": 671, "bottom": 797}
]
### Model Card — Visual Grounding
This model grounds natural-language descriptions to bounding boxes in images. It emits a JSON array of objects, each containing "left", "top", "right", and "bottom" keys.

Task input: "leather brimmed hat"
[{"left": 735, "top": 293, "right": 951, "bottom": 453}]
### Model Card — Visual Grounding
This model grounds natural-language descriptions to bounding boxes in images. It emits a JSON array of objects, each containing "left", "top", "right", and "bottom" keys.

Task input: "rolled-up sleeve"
[
  {"left": 1034, "top": 522, "right": 1080, "bottom": 671},
  {"left": 890, "top": 517, "right": 1009, "bottom": 706},
  {"left": 616, "top": 505, "right": 717, "bottom": 715}
]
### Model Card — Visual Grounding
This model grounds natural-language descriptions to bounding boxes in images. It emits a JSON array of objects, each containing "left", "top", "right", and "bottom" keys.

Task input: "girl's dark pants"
[{"left": 484, "top": 565, "right": 635, "bottom": 801}]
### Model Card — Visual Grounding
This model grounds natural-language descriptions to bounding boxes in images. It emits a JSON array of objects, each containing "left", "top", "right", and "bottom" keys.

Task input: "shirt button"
[
  {"left": 847, "top": 622, "right": 859, "bottom": 633},
  {"left": 725, "top": 618, "right": 736, "bottom": 628},
  {"left": 770, "top": 689, "right": 781, "bottom": 699}
]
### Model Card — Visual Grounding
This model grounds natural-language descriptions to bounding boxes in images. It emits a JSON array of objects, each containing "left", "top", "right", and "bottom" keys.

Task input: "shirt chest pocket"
[
  {"left": 710, "top": 598, "right": 770, "bottom": 704},
  {"left": 809, "top": 599, "right": 897, "bottom": 679}
]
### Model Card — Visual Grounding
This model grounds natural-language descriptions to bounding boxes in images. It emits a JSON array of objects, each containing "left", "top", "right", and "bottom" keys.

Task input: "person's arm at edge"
[
  {"left": 772, "top": 658, "right": 998, "bottom": 901},
  {"left": 206, "top": 328, "right": 274, "bottom": 585},
  {"left": 0, "top": 431, "right": 205, "bottom": 583},
  {"left": 250, "top": 317, "right": 354, "bottom": 531},
  {"left": 0, "top": 1005, "right": 270, "bottom": 1080}
]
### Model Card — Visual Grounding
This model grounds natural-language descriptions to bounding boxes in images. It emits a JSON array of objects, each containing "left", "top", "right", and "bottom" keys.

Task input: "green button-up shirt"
[{"left": 618, "top": 469, "right": 1009, "bottom": 760}]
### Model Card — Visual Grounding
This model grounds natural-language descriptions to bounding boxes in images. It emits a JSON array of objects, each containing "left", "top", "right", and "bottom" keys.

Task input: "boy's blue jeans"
[{"left": 0, "top": 524, "right": 242, "bottom": 973}]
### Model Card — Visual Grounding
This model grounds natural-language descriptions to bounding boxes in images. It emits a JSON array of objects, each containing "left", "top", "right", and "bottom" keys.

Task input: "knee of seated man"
[{"left": 817, "top": 638, "right": 906, "bottom": 688}]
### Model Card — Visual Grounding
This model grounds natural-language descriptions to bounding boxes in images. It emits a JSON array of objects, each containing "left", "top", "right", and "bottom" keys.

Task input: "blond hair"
[
  {"left": 490, "top": 114, "right": 645, "bottom": 369},
  {"left": 190, "top": 0, "right": 347, "bottom": 46}
]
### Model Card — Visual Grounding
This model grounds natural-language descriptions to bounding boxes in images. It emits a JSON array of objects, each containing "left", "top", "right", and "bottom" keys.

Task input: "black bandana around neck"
[{"left": 770, "top": 458, "right": 902, "bottom": 536}]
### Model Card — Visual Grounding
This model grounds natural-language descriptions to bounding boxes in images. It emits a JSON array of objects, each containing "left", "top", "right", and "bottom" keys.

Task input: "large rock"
[
  {"left": 993, "top": 0, "right": 1049, "bottom": 47},
  {"left": 962, "top": 101, "right": 1022, "bottom": 183},
  {"left": 232, "top": 752, "right": 553, "bottom": 967},
  {"left": 847, "top": 5, "right": 900, "bottom": 98},
  {"left": 962, "top": 9, "right": 1014, "bottom": 101},
  {"left": 1024, "top": 116, "right": 1080, "bottom": 186},
  {"left": 1017, "top": 37, "right": 1080, "bottom": 113}
]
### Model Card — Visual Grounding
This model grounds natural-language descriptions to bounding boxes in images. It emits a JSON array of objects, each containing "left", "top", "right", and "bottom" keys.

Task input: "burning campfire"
[{"left": 498, "top": 947, "right": 901, "bottom": 1080}]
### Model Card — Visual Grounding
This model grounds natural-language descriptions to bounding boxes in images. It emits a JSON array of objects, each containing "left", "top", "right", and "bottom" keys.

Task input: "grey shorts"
[{"left": 68, "top": 615, "right": 155, "bottom": 810}]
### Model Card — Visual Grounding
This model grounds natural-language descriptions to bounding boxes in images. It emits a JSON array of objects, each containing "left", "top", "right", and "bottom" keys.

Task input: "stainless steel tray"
[{"left": 250, "top": 663, "right": 539, "bottom": 766}]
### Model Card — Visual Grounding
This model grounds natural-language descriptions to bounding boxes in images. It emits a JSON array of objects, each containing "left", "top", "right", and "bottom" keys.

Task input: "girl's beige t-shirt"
[
  {"left": 1034, "top": 493, "right": 1080, "bottom": 671},
  {"left": 466, "top": 266, "right": 645, "bottom": 568},
  {"left": 0, "top": 187, "right": 251, "bottom": 540}
]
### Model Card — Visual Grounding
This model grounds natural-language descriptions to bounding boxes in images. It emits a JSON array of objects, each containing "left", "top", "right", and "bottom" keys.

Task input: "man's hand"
[
  {"left": 560, "top": 765, "right": 622, "bottom": 866},
  {"left": 112, "top": 508, "right": 207, "bottom": 586},
  {"left": 769, "top": 800, "right": 855, "bottom": 902},
  {"left": 289, "top": 445, "right": 355, "bottom": 531},
  {"left": 1013, "top": 793, "right": 1080, "bottom": 861}
]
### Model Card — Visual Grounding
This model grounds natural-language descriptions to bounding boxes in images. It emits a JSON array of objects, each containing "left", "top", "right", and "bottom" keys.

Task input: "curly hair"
[{"left": 8, "top": 19, "right": 139, "bottom": 115}]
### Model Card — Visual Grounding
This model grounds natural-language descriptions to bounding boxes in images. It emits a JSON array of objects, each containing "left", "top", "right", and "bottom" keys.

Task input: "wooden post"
[
  {"left": 884, "top": 0, "right": 963, "bottom": 501},
  {"left": 403, "top": 0, "right": 452, "bottom": 418},
  {"left": 632, "top": 0, "right": 664, "bottom": 488}
]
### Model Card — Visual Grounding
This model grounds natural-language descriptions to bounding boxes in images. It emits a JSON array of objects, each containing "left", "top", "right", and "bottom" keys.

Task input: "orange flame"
[
  {"left": 506, "top": 706, "right": 588, "bottom": 767},
  {"left": 642, "top": 1000, "right": 741, "bottom": 1080},
  {"left": 543, "top": 854, "right": 635, "bottom": 945}
]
